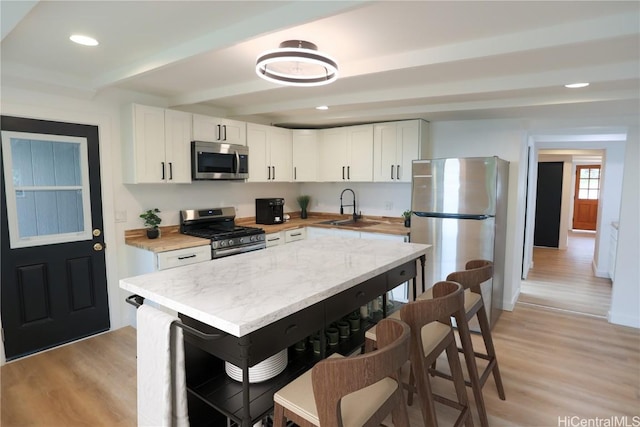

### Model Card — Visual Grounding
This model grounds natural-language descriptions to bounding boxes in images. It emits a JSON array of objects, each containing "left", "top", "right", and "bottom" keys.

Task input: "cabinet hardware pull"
[
  {"left": 161, "top": 162, "right": 165, "bottom": 180},
  {"left": 222, "top": 125, "right": 227, "bottom": 141},
  {"left": 216, "top": 124, "right": 221, "bottom": 141},
  {"left": 285, "top": 324, "right": 298, "bottom": 334},
  {"left": 347, "top": 166, "right": 350, "bottom": 179},
  {"left": 342, "top": 166, "right": 345, "bottom": 180},
  {"left": 391, "top": 165, "right": 395, "bottom": 180},
  {"left": 356, "top": 291, "right": 365, "bottom": 299},
  {"left": 169, "top": 162, "right": 173, "bottom": 180},
  {"left": 178, "top": 254, "right": 197, "bottom": 260},
  {"left": 399, "top": 270, "right": 406, "bottom": 276},
  {"left": 397, "top": 164, "right": 400, "bottom": 180},
  {"left": 272, "top": 166, "right": 276, "bottom": 180},
  {"left": 290, "top": 233, "right": 301, "bottom": 237},
  {"left": 267, "top": 166, "right": 271, "bottom": 180},
  {"left": 268, "top": 237, "right": 280, "bottom": 242}
]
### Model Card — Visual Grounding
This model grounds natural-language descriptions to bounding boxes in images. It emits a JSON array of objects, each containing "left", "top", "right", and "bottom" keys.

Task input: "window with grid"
[{"left": 577, "top": 165, "right": 600, "bottom": 200}]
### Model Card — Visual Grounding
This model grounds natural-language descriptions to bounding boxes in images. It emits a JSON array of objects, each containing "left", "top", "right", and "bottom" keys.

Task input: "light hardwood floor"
[
  {"left": 2, "top": 238, "right": 638, "bottom": 427},
  {"left": 520, "top": 231, "right": 612, "bottom": 317}
]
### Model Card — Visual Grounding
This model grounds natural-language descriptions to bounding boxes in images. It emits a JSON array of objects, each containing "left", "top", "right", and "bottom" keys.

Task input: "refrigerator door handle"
[{"left": 413, "top": 211, "right": 493, "bottom": 220}]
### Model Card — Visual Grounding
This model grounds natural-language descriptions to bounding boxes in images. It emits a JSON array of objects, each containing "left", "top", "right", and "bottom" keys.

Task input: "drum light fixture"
[{"left": 256, "top": 40, "right": 338, "bottom": 87}]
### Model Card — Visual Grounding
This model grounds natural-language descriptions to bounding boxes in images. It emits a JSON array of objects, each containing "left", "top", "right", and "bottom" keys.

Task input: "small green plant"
[
  {"left": 296, "top": 195, "right": 311, "bottom": 210},
  {"left": 402, "top": 210, "right": 412, "bottom": 219},
  {"left": 140, "top": 208, "right": 162, "bottom": 229}
]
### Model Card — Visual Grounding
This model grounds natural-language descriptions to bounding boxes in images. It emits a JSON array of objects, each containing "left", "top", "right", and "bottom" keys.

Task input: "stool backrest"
[
  {"left": 446, "top": 259, "right": 493, "bottom": 293},
  {"left": 401, "top": 281, "right": 464, "bottom": 327},
  {"left": 311, "top": 318, "right": 410, "bottom": 427}
]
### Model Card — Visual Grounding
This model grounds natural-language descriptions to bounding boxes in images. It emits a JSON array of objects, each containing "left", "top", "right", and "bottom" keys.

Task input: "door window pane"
[{"left": 2, "top": 131, "right": 91, "bottom": 248}]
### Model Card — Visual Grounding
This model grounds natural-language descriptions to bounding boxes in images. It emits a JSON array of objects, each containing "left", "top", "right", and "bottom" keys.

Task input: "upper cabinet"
[
  {"left": 292, "top": 129, "right": 319, "bottom": 182},
  {"left": 247, "top": 123, "right": 293, "bottom": 182},
  {"left": 373, "top": 120, "right": 430, "bottom": 183},
  {"left": 122, "top": 104, "right": 192, "bottom": 184},
  {"left": 192, "top": 114, "right": 247, "bottom": 146},
  {"left": 319, "top": 124, "right": 373, "bottom": 182}
]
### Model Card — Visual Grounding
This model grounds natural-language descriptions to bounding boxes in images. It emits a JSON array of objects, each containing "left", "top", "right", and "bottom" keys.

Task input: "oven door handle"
[{"left": 214, "top": 243, "right": 265, "bottom": 258}]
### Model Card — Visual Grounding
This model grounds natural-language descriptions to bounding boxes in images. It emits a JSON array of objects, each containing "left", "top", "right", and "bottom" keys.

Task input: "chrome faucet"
[{"left": 340, "top": 188, "right": 361, "bottom": 222}]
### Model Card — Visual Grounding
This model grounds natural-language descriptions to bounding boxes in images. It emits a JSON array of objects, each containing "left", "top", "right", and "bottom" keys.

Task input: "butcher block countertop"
[
  {"left": 125, "top": 212, "right": 410, "bottom": 253},
  {"left": 236, "top": 212, "right": 410, "bottom": 236}
]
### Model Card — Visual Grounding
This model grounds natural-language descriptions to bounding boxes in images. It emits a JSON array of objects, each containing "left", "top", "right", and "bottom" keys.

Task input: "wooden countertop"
[
  {"left": 236, "top": 212, "right": 410, "bottom": 236},
  {"left": 125, "top": 226, "right": 210, "bottom": 253},
  {"left": 125, "top": 212, "right": 410, "bottom": 253}
]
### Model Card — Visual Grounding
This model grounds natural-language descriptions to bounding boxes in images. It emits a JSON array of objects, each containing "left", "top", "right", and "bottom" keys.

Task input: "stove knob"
[
  {"left": 220, "top": 241, "right": 226, "bottom": 247},
  {"left": 240, "top": 237, "right": 245, "bottom": 243},
  {"left": 229, "top": 239, "right": 234, "bottom": 246},
  {"left": 250, "top": 236, "right": 255, "bottom": 242}
]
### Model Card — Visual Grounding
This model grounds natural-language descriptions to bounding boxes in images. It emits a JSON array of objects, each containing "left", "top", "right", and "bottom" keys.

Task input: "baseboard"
[
  {"left": 592, "top": 259, "right": 611, "bottom": 279},
  {"left": 608, "top": 311, "right": 640, "bottom": 329},
  {"left": 502, "top": 287, "right": 521, "bottom": 311}
]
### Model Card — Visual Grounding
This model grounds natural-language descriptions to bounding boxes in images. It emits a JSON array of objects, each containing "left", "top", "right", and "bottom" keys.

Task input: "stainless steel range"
[{"left": 180, "top": 207, "right": 265, "bottom": 258}]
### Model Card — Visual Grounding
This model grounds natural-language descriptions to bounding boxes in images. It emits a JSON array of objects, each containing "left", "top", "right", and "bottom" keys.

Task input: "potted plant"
[
  {"left": 140, "top": 208, "right": 162, "bottom": 239},
  {"left": 296, "top": 195, "right": 311, "bottom": 219},
  {"left": 402, "top": 210, "right": 412, "bottom": 227}
]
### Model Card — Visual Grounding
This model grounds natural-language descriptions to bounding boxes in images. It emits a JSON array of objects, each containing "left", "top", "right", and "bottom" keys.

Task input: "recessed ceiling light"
[
  {"left": 564, "top": 82, "right": 589, "bottom": 88},
  {"left": 70, "top": 34, "right": 99, "bottom": 46},
  {"left": 316, "top": 105, "right": 329, "bottom": 110}
]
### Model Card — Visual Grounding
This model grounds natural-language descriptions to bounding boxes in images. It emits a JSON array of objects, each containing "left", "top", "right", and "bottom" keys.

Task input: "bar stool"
[
  {"left": 399, "top": 281, "right": 473, "bottom": 427},
  {"left": 273, "top": 318, "right": 411, "bottom": 427},
  {"left": 417, "top": 260, "right": 505, "bottom": 427}
]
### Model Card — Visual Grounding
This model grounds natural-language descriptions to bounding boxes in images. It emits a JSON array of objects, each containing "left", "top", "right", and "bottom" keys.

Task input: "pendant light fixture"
[{"left": 256, "top": 40, "right": 338, "bottom": 87}]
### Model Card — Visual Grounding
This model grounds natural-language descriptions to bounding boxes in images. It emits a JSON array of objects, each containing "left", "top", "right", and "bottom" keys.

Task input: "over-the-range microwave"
[{"left": 191, "top": 141, "right": 249, "bottom": 180}]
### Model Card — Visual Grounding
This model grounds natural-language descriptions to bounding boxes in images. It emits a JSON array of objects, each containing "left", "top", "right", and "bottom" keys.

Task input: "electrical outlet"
[{"left": 384, "top": 201, "right": 393, "bottom": 210}]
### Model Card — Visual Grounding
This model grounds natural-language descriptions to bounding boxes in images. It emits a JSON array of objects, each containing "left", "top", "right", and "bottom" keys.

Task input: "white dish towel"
[{"left": 137, "top": 304, "right": 189, "bottom": 427}]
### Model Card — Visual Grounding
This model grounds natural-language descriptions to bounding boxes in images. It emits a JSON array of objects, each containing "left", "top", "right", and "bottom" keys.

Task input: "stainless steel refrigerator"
[{"left": 411, "top": 156, "right": 509, "bottom": 328}]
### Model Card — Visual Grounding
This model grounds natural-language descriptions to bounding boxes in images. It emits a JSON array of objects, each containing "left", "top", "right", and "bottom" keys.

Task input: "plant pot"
[
  {"left": 336, "top": 321, "right": 350, "bottom": 339},
  {"left": 326, "top": 327, "right": 339, "bottom": 346},
  {"left": 300, "top": 207, "right": 308, "bottom": 219},
  {"left": 146, "top": 228, "right": 160, "bottom": 239},
  {"left": 404, "top": 218, "right": 411, "bottom": 228}
]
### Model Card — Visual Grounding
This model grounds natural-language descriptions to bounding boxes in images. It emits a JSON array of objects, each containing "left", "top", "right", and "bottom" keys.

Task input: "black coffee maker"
[{"left": 255, "top": 198, "right": 284, "bottom": 224}]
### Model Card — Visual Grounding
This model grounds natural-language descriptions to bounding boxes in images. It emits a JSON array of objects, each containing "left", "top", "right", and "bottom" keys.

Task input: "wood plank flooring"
[
  {"left": 520, "top": 231, "right": 612, "bottom": 317},
  {"left": 1, "top": 237, "right": 636, "bottom": 427}
]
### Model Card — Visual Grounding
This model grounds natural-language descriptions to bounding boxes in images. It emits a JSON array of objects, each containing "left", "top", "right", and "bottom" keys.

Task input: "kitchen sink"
[{"left": 317, "top": 219, "right": 380, "bottom": 228}]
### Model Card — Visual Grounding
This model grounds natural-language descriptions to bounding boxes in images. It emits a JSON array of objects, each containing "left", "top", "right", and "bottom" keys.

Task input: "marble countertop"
[{"left": 120, "top": 236, "right": 430, "bottom": 337}]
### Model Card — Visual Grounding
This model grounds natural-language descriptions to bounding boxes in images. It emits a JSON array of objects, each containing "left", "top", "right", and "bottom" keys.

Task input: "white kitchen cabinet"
[
  {"left": 284, "top": 228, "right": 306, "bottom": 243},
  {"left": 265, "top": 231, "right": 285, "bottom": 247},
  {"left": 122, "top": 104, "right": 192, "bottom": 184},
  {"left": 192, "top": 113, "right": 246, "bottom": 146},
  {"left": 373, "top": 119, "right": 430, "bottom": 183},
  {"left": 306, "top": 227, "right": 360, "bottom": 239},
  {"left": 292, "top": 129, "right": 319, "bottom": 182},
  {"left": 319, "top": 125, "right": 374, "bottom": 182},
  {"left": 126, "top": 244, "right": 211, "bottom": 275},
  {"left": 247, "top": 123, "right": 293, "bottom": 182}
]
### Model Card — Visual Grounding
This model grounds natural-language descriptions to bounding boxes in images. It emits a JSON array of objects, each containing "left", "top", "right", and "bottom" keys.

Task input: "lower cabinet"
[
  {"left": 266, "top": 228, "right": 307, "bottom": 248},
  {"left": 126, "top": 244, "right": 211, "bottom": 275}
]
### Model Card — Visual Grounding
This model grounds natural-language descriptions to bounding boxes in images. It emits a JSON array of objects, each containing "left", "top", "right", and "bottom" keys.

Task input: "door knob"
[{"left": 93, "top": 243, "right": 104, "bottom": 251}]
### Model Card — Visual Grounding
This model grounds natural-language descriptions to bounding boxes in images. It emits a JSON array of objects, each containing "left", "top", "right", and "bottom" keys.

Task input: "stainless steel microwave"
[{"left": 191, "top": 141, "right": 249, "bottom": 180}]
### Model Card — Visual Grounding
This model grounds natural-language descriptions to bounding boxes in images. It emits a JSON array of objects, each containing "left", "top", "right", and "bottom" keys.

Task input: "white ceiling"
[{"left": 2, "top": 1, "right": 639, "bottom": 128}]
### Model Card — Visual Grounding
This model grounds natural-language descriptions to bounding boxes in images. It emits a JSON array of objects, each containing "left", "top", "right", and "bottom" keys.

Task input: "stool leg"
[
  {"left": 477, "top": 304, "right": 506, "bottom": 400},
  {"left": 411, "top": 356, "right": 439, "bottom": 427},
  {"left": 456, "top": 313, "right": 489, "bottom": 427},
  {"left": 445, "top": 339, "right": 474, "bottom": 427},
  {"left": 273, "top": 403, "right": 286, "bottom": 427}
]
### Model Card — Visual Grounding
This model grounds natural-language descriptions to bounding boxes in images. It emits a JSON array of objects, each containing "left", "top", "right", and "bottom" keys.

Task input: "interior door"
[
  {"left": 1, "top": 116, "right": 109, "bottom": 361},
  {"left": 573, "top": 165, "right": 600, "bottom": 230},
  {"left": 534, "top": 161, "right": 563, "bottom": 248}
]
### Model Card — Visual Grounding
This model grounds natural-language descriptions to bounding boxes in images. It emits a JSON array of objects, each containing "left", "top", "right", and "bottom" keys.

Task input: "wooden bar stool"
[
  {"left": 399, "top": 281, "right": 473, "bottom": 427},
  {"left": 273, "top": 318, "right": 411, "bottom": 427},
  {"left": 417, "top": 260, "right": 505, "bottom": 427}
]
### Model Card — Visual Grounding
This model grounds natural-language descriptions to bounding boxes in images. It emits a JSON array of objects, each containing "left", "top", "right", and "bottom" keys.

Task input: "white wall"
[{"left": 609, "top": 124, "right": 639, "bottom": 328}]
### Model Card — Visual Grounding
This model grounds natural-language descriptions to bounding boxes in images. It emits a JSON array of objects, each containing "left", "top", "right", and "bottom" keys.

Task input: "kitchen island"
[{"left": 120, "top": 236, "right": 430, "bottom": 426}]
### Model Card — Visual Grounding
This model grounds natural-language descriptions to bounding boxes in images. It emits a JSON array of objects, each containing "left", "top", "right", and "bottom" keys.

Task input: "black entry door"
[
  {"left": 1, "top": 116, "right": 109, "bottom": 360},
  {"left": 534, "top": 161, "right": 564, "bottom": 248}
]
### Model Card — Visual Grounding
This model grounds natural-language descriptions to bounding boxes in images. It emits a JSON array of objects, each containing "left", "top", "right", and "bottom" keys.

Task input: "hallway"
[{"left": 519, "top": 231, "right": 612, "bottom": 317}]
